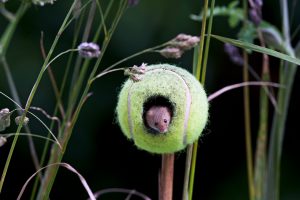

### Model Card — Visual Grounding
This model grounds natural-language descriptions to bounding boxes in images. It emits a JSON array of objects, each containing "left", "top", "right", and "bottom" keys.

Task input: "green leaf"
[
  {"left": 238, "top": 22, "right": 257, "bottom": 44},
  {"left": 211, "top": 34, "right": 300, "bottom": 65},
  {"left": 258, "top": 21, "right": 284, "bottom": 51},
  {"left": 190, "top": 1, "right": 243, "bottom": 28}
]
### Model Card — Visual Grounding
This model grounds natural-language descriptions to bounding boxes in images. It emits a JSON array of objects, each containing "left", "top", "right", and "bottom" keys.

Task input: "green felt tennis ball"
[{"left": 116, "top": 64, "right": 209, "bottom": 154}]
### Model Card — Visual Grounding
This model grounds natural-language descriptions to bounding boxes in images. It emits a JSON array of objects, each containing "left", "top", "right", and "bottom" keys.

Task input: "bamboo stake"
[{"left": 159, "top": 153, "right": 175, "bottom": 200}]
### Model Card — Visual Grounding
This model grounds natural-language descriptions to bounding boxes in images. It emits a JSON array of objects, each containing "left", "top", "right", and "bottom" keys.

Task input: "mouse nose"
[{"left": 158, "top": 125, "right": 168, "bottom": 133}]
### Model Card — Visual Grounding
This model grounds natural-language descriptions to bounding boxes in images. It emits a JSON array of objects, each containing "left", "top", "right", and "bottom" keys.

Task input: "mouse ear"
[{"left": 116, "top": 64, "right": 209, "bottom": 154}]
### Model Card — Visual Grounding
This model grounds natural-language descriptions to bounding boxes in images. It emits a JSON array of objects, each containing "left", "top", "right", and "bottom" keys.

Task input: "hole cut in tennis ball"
[
  {"left": 116, "top": 64, "right": 209, "bottom": 154},
  {"left": 142, "top": 95, "right": 174, "bottom": 134}
]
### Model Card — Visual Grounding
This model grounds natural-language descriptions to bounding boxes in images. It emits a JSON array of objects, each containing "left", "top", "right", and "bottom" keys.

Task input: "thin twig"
[
  {"left": 91, "top": 188, "right": 151, "bottom": 200},
  {"left": 30, "top": 106, "right": 61, "bottom": 133},
  {"left": 0, "top": 0, "right": 78, "bottom": 193},
  {"left": 254, "top": 29, "right": 270, "bottom": 200},
  {"left": 0, "top": 57, "right": 41, "bottom": 179},
  {"left": 242, "top": 1, "right": 255, "bottom": 199},
  {"left": 182, "top": 145, "right": 193, "bottom": 200},
  {"left": 40, "top": 32, "right": 66, "bottom": 117},
  {"left": 70, "top": 0, "right": 97, "bottom": 91},
  {"left": 208, "top": 81, "right": 282, "bottom": 102},
  {"left": 17, "top": 163, "right": 96, "bottom": 200}
]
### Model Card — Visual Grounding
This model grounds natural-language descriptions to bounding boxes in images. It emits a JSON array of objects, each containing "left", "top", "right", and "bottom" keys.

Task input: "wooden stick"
[{"left": 159, "top": 153, "right": 175, "bottom": 200}]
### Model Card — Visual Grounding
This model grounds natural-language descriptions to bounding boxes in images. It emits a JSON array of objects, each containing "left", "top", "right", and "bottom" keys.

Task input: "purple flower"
[
  {"left": 32, "top": 0, "right": 56, "bottom": 6},
  {"left": 0, "top": 108, "right": 11, "bottom": 132},
  {"left": 249, "top": 8, "right": 262, "bottom": 26},
  {"left": 0, "top": 136, "right": 7, "bottom": 147},
  {"left": 15, "top": 116, "right": 29, "bottom": 126},
  {"left": 128, "top": 0, "right": 139, "bottom": 7},
  {"left": 125, "top": 63, "right": 148, "bottom": 82},
  {"left": 78, "top": 42, "right": 101, "bottom": 58},
  {"left": 159, "top": 47, "right": 184, "bottom": 59},
  {"left": 224, "top": 43, "right": 244, "bottom": 66},
  {"left": 170, "top": 34, "right": 200, "bottom": 50},
  {"left": 157, "top": 33, "right": 200, "bottom": 59},
  {"left": 248, "top": 0, "right": 263, "bottom": 26}
]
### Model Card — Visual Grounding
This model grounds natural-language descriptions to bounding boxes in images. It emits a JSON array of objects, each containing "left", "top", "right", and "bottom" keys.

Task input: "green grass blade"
[{"left": 211, "top": 34, "right": 300, "bottom": 65}]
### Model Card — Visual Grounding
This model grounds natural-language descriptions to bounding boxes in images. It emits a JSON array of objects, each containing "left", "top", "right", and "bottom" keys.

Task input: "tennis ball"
[{"left": 116, "top": 64, "right": 208, "bottom": 154}]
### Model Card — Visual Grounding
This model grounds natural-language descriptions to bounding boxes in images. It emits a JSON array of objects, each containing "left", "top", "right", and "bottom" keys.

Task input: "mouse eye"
[
  {"left": 154, "top": 122, "right": 158, "bottom": 126},
  {"left": 163, "top": 119, "right": 168, "bottom": 123}
]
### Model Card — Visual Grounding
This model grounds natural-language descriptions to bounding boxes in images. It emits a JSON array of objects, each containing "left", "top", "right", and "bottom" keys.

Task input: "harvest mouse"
[{"left": 145, "top": 106, "right": 172, "bottom": 133}]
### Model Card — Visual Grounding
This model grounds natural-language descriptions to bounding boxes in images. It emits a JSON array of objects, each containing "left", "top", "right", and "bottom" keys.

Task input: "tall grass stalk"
[
  {"left": 265, "top": 0, "right": 296, "bottom": 199},
  {"left": 0, "top": 0, "right": 79, "bottom": 193},
  {"left": 29, "top": 12, "right": 87, "bottom": 200},
  {"left": 242, "top": 1, "right": 255, "bottom": 199},
  {"left": 254, "top": 30, "right": 270, "bottom": 200},
  {"left": 36, "top": 1, "right": 128, "bottom": 199},
  {"left": 0, "top": 3, "right": 38, "bottom": 174},
  {"left": 187, "top": 0, "right": 214, "bottom": 199},
  {"left": 0, "top": 56, "right": 41, "bottom": 174}
]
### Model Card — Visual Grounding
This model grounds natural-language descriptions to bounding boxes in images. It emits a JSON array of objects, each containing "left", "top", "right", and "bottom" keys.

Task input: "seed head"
[
  {"left": 15, "top": 116, "right": 29, "bottom": 126},
  {"left": 125, "top": 63, "right": 147, "bottom": 82},
  {"left": 248, "top": 0, "right": 263, "bottom": 26},
  {"left": 0, "top": 136, "right": 7, "bottom": 147},
  {"left": 128, "top": 0, "right": 139, "bottom": 7},
  {"left": 249, "top": 8, "right": 262, "bottom": 26},
  {"left": 78, "top": 42, "right": 101, "bottom": 58},
  {"left": 170, "top": 34, "right": 200, "bottom": 50},
  {"left": 159, "top": 47, "right": 184, "bottom": 59},
  {"left": 224, "top": 43, "right": 244, "bottom": 66},
  {"left": 0, "top": 108, "right": 11, "bottom": 132},
  {"left": 32, "top": 0, "right": 56, "bottom": 6}
]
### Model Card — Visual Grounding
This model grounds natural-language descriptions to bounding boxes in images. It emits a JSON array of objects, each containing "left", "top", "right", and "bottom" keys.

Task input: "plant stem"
[
  {"left": 0, "top": 56, "right": 41, "bottom": 177},
  {"left": 70, "top": 0, "right": 97, "bottom": 91},
  {"left": 188, "top": 0, "right": 212, "bottom": 199},
  {"left": 40, "top": 33, "right": 66, "bottom": 117},
  {"left": 0, "top": 0, "right": 78, "bottom": 193},
  {"left": 254, "top": 30, "right": 270, "bottom": 200},
  {"left": 188, "top": 140, "right": 198, "bottom": 200},
  {"left": 201, "top": 0, "right": 215, "bottom": 84},
  {"left": 242, "top": 1, "right": 255, "bottom": 199},
  {"left": 265, "top": 1, "right": 296, "bottom": 200},
  {"left": 0, "top": 2, "right": 29, "bottom": 57},
  {"left": 182, "top": 145, "right": 193, "bottom": 200},
  {"left": 159, "top": 154, "right": 174, "bottom": 200},
  {"left": 30, "top": 14, "right": 85, "bottom": 200},
  {"left": 195, "top": 0, "right": 209, "bottom": 80},
  {"left": 102, "top": 42, "right": 167, "bottom": 73},
  {"left": 243, "top": 50, "right": 255, "bottom": 200},
  {"left": 36, "top": 2, "right": 128, "bottom": 198}
]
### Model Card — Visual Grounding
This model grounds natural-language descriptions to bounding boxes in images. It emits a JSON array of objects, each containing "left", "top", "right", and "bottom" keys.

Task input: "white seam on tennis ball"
[{"left": 127, "top": 82, "right": 134, "bottom": 139}]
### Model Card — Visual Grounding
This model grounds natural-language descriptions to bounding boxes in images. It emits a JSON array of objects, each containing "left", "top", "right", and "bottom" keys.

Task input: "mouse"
[{"left": 145, "top": 106, "right": 172, "bottom": 133}]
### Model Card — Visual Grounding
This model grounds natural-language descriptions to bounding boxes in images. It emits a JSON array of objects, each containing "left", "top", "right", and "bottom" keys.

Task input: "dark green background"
[{"left": 0, "top": 0, "right": 300, "bottom": 199}]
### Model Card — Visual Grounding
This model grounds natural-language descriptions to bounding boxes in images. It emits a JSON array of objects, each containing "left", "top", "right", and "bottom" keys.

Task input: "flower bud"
[
  {"left": 78, "top": 42, "right": 101, "bottom": 58},
  {"left": 125, "top": 63, "right": 148, "bottom": 82},
  {"left": 15, "top": 116, "right": 29, "bottom": 126},
  {"left": 32, "top": 0, "right": 56, "bottom": 6},
  {"left": 128, "top": 0, "right": 139, "bottom": 7},
  {"left": 224, "top": 43, "right": 244, "bottom": 66},
  {"left": 170, "top": 34, "right": 200, "bottom": 50},
  {"left": 159, "top": 47, "right": 184, "bottom": 59},
  {"left": 0, "top": 108, "right": 11, "bottom": 132},
  {"left": 0, "top": 136, "right": 7, "bottom": 147}
]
